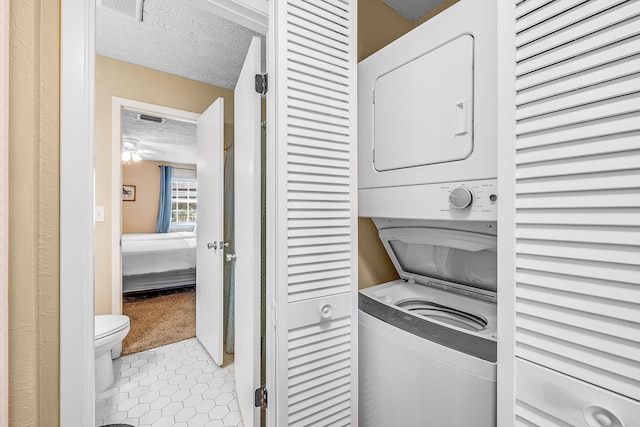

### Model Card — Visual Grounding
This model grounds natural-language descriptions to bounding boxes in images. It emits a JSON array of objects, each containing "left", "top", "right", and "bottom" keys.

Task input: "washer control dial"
[{"left": 449, "top": 187, "right": 473, "bottom": 209}]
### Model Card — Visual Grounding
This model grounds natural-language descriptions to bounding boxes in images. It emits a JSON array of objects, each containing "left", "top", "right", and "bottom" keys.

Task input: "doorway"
[
  {"left": 113, "top": 102, "right": 200, "bottom": 355},
  {"left": 108, "top": 98, "right": 201, "bottom": 318},
  {"left": 97, "top": 88, "right": 260, "bottom": 423}
]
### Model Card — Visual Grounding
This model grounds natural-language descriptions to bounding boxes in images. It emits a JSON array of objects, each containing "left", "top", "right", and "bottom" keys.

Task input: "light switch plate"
[{"left": 95, "top": 206, "right": 105, "bottom": 222}]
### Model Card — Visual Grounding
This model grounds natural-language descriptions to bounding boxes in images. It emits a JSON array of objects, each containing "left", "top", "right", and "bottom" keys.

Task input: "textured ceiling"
[
  {"left": 96, "top": 0, "right": 260, "bottom": 90},
  {"left": 121, "top": 109, "right": 197, "bottom": 165},
  {"left": 383, "top": 0, "right": 445, "bottom": 22}
]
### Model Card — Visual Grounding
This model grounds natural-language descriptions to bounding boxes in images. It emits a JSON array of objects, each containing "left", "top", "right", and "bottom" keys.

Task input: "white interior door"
[
  {"left": 233, "top": 35, "right": 262, "bottom": 427},
  {"left": 267, "top": 0, "right": 358, "bottom": 425},
  {"left": 196, "top": 98, "right": 225, "bottom": 366}
]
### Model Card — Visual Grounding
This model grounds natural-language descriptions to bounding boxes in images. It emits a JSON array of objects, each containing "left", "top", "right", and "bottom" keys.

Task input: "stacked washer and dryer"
[{"left": 358, "top": 1, "right": 498, "bottom": 426}]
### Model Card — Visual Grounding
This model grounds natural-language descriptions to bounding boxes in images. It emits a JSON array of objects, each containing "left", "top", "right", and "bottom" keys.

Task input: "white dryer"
[
  {"left": 359, "top": 218, "right": 497, "bottom": 427},
  {"left": 358, "top": 0, "right": 497, "bottom": 219}
]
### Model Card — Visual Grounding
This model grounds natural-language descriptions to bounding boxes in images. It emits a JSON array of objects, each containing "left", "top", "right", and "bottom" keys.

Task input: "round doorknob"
[
  {"left": 584, "top": 405, "right": 623, "bottom": 427},
  {"left": 320, "top": 304, "right": 333, "bottom": 319}
]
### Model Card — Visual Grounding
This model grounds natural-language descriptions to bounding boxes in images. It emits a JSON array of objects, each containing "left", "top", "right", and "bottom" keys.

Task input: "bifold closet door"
[
  {"left": 502, "top": 0, "right": 640, "bottom": 425},
  {"left": 268, "top": 0, "right": 358, "bottom": 425}
]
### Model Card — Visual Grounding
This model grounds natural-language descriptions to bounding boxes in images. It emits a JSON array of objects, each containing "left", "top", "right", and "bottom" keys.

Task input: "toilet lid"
[{"left": 95, "top": 315, "right": 129, "bottom": 340}]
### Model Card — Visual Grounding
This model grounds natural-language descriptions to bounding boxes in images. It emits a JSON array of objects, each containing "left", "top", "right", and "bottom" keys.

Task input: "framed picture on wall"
[{"left": 122, "top": 185, "right": 136, "bottom": 201}]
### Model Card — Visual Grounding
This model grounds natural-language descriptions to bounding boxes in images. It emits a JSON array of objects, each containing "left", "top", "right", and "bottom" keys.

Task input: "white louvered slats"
[
  {"left": 511, "top": 0, "right": 640, "bottom": 424},
  {"left": 270, "top": 0, "right": 356, "bottom": 425},
  {"left": 515, "top": 401, "right": 574, "bottom": 427}
]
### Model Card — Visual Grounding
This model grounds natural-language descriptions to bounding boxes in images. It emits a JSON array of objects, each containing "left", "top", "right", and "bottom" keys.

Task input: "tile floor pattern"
[{"left": 96, "top": 338, "right": 243, "bottom": 427}]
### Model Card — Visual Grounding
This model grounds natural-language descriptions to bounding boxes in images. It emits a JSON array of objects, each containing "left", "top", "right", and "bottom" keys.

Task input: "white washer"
[{"left": 359, "top": 220, "right": 497, "bottom": 427}]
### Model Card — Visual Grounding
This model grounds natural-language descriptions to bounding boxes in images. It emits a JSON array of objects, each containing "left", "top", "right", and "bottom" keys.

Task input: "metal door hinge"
[
  {"left": 255, "top": 73, "right": 268, "bottom": 95},
  {"left": 254, "top": 387, "right": 268, "bottom": 408}
]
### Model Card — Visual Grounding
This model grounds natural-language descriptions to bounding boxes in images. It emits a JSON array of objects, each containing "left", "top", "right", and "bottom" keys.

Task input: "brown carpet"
[{"left": 122, "top": 286, "right": 196, "bottom": 355}]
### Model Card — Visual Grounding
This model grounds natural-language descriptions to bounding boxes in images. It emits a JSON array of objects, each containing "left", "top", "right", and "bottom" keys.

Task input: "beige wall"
[
  {"left": 358, "top": 0, "right": 414, "bottom": 62},
  {"left": 8, "top": 0, "right": 60, "bottom": 425},
  {"left": 356, "top": 0, "right": 460, "bottom": 290},
  {"left": 121, "top": 161, "right": 198, "bottom": 234},
  {"left": 122, "top": 160, "right": 162, "bottom": 234},
  {"left": 357, "top": 0, "right": 411, "bottom": 289},
  {"left": 95, "top": 55, "right": 235, "bottom": 315}
]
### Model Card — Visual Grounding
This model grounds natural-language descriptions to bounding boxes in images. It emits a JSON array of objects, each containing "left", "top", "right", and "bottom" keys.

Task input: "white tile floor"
[{"left": 96, "top": 338, "right": 243, "bottom": 427}]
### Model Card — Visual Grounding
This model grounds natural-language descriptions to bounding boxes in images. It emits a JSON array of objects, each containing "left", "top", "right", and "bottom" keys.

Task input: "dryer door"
[
  {"left": 373, "top": 35, "right": 474, "bottom": 171},
  {"left": 379, "top": 227, "right": 497, "bottom": 294}
]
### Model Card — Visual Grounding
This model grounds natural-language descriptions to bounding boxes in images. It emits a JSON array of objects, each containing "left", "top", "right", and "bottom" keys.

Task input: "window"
[{"left": 171, "top": 178, "right": 197, "bottom": 229}]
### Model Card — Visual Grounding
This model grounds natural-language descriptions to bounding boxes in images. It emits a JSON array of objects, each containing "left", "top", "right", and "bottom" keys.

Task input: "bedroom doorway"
[
  {"left": 112, "top": 99, "right": 203, "bottom": 356},
  {"left": 110, "top": 99, "right": 200, "bottom": 308}
]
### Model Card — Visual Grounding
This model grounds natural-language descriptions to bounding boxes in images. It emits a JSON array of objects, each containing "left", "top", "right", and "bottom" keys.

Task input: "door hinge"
[
  {"left": 254, "top": 387, "right": 268, "bottom": 408},
  {"left": 255, "top": 73, "right": 268, "bottom": 95}
]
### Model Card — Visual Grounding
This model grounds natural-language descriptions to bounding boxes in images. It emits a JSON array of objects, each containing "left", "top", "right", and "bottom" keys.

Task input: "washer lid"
[
  {"left": 379, "top": 227, "right": 497, "bottom": 294},
  {"left": 95, "top": 315, "right": 129, "bottom": 340}
]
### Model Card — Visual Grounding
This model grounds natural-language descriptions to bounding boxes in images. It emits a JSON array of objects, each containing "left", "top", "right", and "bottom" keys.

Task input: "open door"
[
  {"left": 267, "top": 0, "right": 357, "bottom": 425},
  {"left": 233, "top": 36, "right": 262, "bottom": 427},
  {"left": 196, "top": 98, "right": 225, "bottom": 366}
]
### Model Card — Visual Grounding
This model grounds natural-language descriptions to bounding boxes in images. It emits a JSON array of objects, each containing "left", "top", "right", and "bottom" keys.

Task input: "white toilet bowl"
[{"left": 95, "top": 315, "right": 130, "bottom": 393}]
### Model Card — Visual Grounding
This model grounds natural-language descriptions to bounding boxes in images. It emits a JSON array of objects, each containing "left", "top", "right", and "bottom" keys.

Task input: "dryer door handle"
[{"left": 454, "top": 99, "right": 470, "bottom": 136}]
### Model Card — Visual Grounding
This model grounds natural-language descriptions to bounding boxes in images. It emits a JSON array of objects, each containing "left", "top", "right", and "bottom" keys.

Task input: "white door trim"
[
  {"left": 61, "top": 1, "right": 267, "bottom": 424},
  {"left": 496, "top": 2, "right": 517, "bottom": 426},
  {"left": 60, "top": 0, "right": 96, "bottom": 425},
  {"left": 110, "top": 98, "right": 199, "bottom": 315},
  {"left": 265, "top": 1, "right": 279, "bottom": 423},
  {"left": 0, "top": 0, "right": 8, "bottom": 422}
]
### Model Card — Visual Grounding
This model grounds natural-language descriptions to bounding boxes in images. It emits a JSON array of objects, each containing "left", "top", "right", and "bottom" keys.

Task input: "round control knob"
[{"left": 449, "top": 187, "right": 473, "bottom": 209}]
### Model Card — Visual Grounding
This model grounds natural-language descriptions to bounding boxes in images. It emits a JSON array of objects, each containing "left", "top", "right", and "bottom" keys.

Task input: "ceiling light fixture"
[{"left": 122, "top": 138, "right": 144, "bottom": 165}]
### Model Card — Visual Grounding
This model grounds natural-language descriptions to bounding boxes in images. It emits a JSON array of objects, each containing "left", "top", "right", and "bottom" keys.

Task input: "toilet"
[{"left": 95, "top": 315, "right": 130, "bottom": 393}]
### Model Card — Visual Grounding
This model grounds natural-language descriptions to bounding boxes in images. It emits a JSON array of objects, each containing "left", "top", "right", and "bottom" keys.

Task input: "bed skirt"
[{"left": 123, "top": 268, "right": 196, "bottom": 294}]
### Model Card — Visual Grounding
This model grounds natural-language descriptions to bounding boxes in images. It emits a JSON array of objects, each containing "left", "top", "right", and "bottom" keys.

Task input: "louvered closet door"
[
  {"left": 510, "top": 1, "right": 640, "bottom": 425},
  {"left": 268, "top": 0, "right": 357, "bottom": 426}
]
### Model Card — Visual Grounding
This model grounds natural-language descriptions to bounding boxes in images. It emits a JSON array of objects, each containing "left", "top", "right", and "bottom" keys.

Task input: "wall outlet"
[{"left": 95, "top": 206, "right": 105, "bottom": 222}]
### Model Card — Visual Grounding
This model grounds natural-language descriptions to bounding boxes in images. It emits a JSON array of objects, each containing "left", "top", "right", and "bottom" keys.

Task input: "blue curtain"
[
  {"left": 223, "top": 145, "right": 235, "bottom": 353},
  {"left": 156, "top": 165, "right": 173, "bottom": 233}
]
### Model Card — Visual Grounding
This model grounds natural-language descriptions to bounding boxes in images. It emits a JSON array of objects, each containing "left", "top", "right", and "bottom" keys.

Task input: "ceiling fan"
[{"left": 121, "top": 137, "right": 164, "bottom": 164}]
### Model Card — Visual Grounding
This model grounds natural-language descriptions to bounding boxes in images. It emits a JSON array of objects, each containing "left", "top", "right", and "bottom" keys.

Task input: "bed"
[{"left": 121, "top": 231, "right": 197, "bottom": 293}]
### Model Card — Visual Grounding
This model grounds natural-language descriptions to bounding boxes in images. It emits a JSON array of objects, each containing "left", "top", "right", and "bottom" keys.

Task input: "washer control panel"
[
  {"left": 441, "top": 180, "right": 497, "bottom": 219},
  {"left": 359, "top": 178, "right": 498, "bottom": 221}
]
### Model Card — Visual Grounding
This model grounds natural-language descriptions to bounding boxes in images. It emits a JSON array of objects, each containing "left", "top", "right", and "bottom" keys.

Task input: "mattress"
[{"left": 122, "top": 232, "right": 197, "bottom": 276}]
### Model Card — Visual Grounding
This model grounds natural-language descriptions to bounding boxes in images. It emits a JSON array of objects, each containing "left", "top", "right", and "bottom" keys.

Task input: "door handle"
[
  {"left": 454, "top": 99, "right": 470, "bottom": 136},
  {"left": 207, "top": 242, "right": 217, "bottom": 250},
  {"left": 226, "top": 253, "right": 237, "bottom": 262}
]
